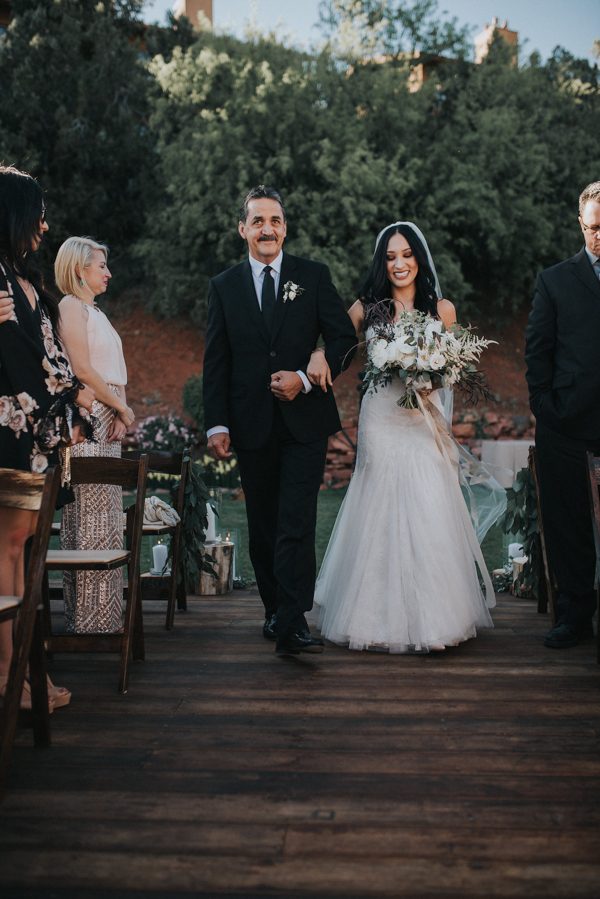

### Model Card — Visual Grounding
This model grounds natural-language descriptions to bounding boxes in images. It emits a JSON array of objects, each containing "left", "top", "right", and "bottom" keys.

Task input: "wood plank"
[
  {"left": 1, "top": 850, "right": 599, "bottom": 897},
  {"left": 1, "top": 591, "right": 599, "bottom": 898}
]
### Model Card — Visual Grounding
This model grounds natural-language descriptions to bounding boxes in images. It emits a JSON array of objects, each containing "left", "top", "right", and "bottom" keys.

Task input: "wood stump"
[{"left": 198, "top": 541, "right": 234, "bottom": 595}]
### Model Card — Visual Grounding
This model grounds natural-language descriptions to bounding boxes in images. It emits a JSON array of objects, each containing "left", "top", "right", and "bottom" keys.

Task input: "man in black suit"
[
  {"left": 203, "top": 185, "right": 356, "bottom": 656},
  {"left": 525, "top": 181, "right": 600, "bottom": 648}
]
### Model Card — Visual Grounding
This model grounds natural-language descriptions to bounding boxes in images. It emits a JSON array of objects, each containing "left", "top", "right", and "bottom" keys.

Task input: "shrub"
[
  {"left": 182, "top": 374, "right": 204, "bottom": 433},
  {"left": 134, "top": 415, "right": 196, "bottom": 452}
]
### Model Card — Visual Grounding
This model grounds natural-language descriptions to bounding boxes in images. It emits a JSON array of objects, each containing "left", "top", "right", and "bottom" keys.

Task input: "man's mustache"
[{"left": 258, "top": 235, "right": 277, "bottom": 241}]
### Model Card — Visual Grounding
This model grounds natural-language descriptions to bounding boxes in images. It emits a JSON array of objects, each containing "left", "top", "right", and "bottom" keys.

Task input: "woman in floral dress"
[{"left": 0, "top": 165, "right": 94, "bottom": 708}]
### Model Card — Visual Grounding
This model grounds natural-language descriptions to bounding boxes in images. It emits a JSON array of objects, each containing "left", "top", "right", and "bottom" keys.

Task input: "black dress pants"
[
  {"left": 535, "top": 421, "right": 600, "bottom": 598},
  {"left": 236, "top": 405, "right": 328, "bottom": 637}
]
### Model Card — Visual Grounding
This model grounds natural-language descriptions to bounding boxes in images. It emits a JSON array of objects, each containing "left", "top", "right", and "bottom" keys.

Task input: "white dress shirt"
[{"left": 206, "top": 252, "right": 312, "bottom": 440}]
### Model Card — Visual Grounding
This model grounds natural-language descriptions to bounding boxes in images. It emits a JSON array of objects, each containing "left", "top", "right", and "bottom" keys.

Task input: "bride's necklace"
[{"left": 16, "top": 274, "right": 38, "bottom": 307}]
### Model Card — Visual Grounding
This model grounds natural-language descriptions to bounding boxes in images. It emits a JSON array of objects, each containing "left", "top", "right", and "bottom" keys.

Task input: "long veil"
[{"left": 375, "top": 221, "right": 507, "bottom": 545}]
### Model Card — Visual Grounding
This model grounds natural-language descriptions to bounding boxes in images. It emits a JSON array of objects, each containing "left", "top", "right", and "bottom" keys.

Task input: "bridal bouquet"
[{"left": 363, "top": 309, "right": 496, "bottom": 409}]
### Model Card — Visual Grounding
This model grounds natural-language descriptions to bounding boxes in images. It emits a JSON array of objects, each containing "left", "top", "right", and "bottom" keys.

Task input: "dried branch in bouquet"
[{"left": 455, "top": 368, "right": 495, "bottom": 405}]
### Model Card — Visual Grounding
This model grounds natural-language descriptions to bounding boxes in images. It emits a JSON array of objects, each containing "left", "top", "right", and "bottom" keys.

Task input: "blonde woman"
[{"left": 55, "top": 237, "right": 134, "bottom": 633}]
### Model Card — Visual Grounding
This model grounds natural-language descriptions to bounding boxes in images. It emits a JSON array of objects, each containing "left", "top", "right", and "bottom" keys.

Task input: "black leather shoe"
[
  {"left": 544, "top": 622, "right": 579, "bottom": 649},
  {"left": 276, "top": 631, "right": 325, "bottom": 656},
  {"left": 262, "top": 614, "right": 278, "bottom": 641},
  {"left": 577, "top": 620, "right": 595, "bottom": 641}
]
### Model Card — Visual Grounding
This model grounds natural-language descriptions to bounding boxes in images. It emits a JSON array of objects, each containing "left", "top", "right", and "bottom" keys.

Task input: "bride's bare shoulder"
[
  {"left": 349, "top": 299, "right": 364, "bottom": 333},
  {"left": 437, "top": 298, "right": 456, "bottom": 328}
]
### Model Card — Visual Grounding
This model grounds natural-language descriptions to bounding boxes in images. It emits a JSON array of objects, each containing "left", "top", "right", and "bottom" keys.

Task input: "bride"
[{"left": 309, "top": 222, "right": 503, "bottom": 653}]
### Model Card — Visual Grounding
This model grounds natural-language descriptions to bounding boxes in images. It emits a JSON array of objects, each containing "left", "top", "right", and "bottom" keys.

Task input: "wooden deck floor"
[{"left": 1, "top": 591, "right": 600, "bottom": 898}]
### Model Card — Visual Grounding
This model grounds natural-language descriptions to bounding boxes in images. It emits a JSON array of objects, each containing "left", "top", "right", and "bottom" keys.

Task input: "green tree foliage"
[
  {"left": 319, "top": 0, "right": 471, "bottom": 60},
  {"left": 0, "top": 0, "right": 153, "bottom": 283},
  {"left": 143, "top": 10, "right": 197, "bottom": 62},
  {"left": 182, "top": 373, "right": 204, "bottom": 433},
  {"left": 3, "top": 2, "right": 595, "bottom": 323},
  {"left": 137, "top": 32, "right": 424, "bottom": 321},
  {"left": 413, "top": 43, "right": 600, "bottom": 311},
  {"left": 138, "top": 23, "right": 598, "bottom": 322}
]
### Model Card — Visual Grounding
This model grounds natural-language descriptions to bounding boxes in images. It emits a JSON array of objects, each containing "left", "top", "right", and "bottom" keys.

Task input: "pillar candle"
[
  {"left": 152, "top": 542, "right": 168, "bottom": 573},
  {"left": 206, "top": 503, "right": 217, "bottom": 542}
]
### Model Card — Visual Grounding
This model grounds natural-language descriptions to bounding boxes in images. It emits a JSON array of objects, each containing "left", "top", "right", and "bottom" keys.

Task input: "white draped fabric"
[{"left": 315, "top": 379, "right": 500, "bottom": 652}]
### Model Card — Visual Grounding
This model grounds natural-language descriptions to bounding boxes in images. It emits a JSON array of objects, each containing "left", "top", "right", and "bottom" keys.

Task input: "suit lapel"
[
  {"left": 271, "top": 253, "right": 297, "bottom": 344},
  {"left": 570, "top": 248, "right": 600, "bottom": 301},
  {"left": 239, "top": 260, "right": 270, "bottom": 344}
]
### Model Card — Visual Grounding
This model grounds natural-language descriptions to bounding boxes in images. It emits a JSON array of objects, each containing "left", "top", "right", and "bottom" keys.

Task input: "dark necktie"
[
  {"left": 594, "top": 260, "right": 600, "bottom": 281},
  {"left": 261, "top": 265, "right": 276, "bottom": 331}
]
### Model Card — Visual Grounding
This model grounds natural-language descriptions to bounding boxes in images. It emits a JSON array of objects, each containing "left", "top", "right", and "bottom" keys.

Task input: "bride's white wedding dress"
[{"left": 315, "top": 376, "right": 498, "bottom": 652}]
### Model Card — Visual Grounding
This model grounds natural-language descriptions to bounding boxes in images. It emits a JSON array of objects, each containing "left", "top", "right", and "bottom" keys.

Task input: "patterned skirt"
[{"left": 61, "top": 389, "right": 123, "bottom": 634}]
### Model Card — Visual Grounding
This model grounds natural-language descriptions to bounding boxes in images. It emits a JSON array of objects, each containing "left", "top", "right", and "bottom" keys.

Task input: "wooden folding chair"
[
  {"left": 45, "top": 455, "right": 149, "bottom": 693},
  {"left": 123, "top": 449, "right": 191, "bottom": 630},
  {"left": 585, "top": 452, "right": 600, "bottom": 664},
  {"left": 0, "top": 466, "right": 61, "bottom": 793},
  {"left": 528, "top": 446, "right": 557, "bottom": 620}
]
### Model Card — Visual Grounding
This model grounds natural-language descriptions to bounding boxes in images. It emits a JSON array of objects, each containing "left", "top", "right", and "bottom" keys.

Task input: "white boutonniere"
[{"left": 282, "top": 280, "right": 305, "bottom": 303}]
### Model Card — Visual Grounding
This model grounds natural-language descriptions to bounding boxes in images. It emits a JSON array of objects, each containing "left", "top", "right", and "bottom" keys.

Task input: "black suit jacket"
[
  {"left": 203, "top": 252, "right": 357, "bottom": 450},
  {"left": 525, "top": 247, "right": 600, "bottom": 441}
]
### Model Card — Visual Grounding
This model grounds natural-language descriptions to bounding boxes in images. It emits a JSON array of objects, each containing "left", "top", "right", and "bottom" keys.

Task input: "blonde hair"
[
  {"left": 54, "top": 236, "right": 108, "bottom": 299},
  {"left": 579, "top": 182, "right": 600, "bottom": 216}
]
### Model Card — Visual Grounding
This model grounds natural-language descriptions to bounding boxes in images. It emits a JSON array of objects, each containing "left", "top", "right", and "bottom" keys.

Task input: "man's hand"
[
  {"left": 0, "top": 290, "right": 15, "bottom": 324},
  {"left": 270, "top": 370, "right": 303, "bottom": 402},
  {"left": 208, "top": 432, "right": 232, "bottom": 460}
]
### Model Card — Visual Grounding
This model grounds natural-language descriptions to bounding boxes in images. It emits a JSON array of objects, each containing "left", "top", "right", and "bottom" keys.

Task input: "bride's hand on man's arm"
[{"left": 307, "top": 348, "right": 332, "bottom": 393}]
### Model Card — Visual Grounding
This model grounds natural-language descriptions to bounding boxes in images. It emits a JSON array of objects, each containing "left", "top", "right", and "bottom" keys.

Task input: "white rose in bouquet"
[
  {"left": 429, "top": 351, "right": 446, "bottom": 371},
  {"left": 369, "top": 338, "right": 390, "bottom": 370}
]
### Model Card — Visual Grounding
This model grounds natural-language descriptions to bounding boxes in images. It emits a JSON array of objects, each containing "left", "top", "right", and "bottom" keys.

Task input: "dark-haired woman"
[
  {"left": 0, "top": 164, "right": 95, "bottom": 708},
  {"left": 311, "top": 221, "right": 501, "bottom": 653}
]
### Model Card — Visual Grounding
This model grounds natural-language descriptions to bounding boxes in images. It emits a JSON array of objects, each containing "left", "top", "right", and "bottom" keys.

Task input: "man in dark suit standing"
[
  {"left": 203, "top": 185, "right": 356, "bottom": 656},
  {"left": 525, "top": 181, "right": 600, "bottom": 648}
]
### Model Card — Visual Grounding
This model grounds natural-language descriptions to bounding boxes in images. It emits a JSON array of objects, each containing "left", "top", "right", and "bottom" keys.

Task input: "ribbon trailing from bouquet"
[{"left": 415, "top": 391, "right": 506, "bottom": 609}]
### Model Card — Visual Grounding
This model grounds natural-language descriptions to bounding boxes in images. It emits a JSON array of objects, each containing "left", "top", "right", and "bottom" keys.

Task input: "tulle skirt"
[{"left": 315, "top": 381, "right": 494, "bottom": 652}]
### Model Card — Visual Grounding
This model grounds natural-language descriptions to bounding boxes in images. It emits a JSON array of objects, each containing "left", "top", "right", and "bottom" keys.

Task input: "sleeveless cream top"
[{"left": 62, "top": 297, "right": 127, "bottom": 386}]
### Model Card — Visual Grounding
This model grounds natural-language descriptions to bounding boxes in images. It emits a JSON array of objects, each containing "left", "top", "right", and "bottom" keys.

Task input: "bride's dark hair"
[{"left": 360, "top": 224, "right": 439, "bottom": 327}]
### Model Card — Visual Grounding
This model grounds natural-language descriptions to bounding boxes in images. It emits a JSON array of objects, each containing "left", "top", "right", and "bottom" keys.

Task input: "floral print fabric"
[{"left": 0, "top": 260, "right": 92, "bottom": 473}]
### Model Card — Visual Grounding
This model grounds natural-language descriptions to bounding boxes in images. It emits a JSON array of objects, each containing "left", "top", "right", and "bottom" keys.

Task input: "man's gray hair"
[
  {"left": 579, "top": 181, "right": 600, "bottom": 215},
  {"left": 239, "top": 185, "right": 286, "bottom": 222}
]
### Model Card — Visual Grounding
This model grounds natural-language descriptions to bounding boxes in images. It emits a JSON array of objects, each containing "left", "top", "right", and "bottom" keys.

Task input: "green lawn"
[{"left": 217, "top": 488, "right": 349, "bottom": 582}]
